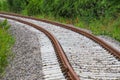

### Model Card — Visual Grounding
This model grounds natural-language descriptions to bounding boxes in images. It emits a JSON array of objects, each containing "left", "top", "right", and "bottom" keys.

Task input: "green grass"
[
  {"left": 0, "top": 20, "right": 15, "bottom": 77},
  {"left": 76, "top": 16, "right": 120, "bottom": 42}
]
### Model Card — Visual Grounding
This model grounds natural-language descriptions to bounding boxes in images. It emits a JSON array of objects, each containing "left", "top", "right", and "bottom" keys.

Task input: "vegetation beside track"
[
  {"left": 0, "top": 19, "right": 15, "bottom": 77},
  {"left": 0, "top": 0, "right": 120, "bottom": 41}
]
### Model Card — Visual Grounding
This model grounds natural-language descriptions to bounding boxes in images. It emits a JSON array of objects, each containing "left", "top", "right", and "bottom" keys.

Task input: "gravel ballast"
[
  {"left": 0, "top": 15, "right": 120, "bottom": 80},
  {"left": 5, "top": 16, "right": 119, "bottom": 80},
  {"left": 0, "top": 19, "right": 44, "bottom": 80}
]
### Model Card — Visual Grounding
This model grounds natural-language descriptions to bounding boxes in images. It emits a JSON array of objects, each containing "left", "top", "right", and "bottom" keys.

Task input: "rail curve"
[
  {"left": 0, "top": 12, "right": 119, "bottom": 59},
  {"left": 0, "top": 14, "right": 80, "bottom": 80},
  {"left": 0, "top": 12, "right": 120, "bottom": 80}
]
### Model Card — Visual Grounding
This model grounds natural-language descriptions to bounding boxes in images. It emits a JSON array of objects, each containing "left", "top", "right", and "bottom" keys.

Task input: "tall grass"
[{"left": 0, "top": 19, "right": 15, "bottom": 77}]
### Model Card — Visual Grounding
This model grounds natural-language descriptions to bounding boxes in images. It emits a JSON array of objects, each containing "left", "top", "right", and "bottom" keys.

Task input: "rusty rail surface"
[
  {"left": 0, "top": 15, "right": 80, "bottom": 80},
  {"left": 0, "top": 12, "right": 119, "bottom": 59}
]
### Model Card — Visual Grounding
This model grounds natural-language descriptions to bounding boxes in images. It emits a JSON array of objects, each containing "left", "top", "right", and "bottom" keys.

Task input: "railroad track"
[
  {"left": 0, "top": 13, "right": 79, "bottom": 80},
  {"left": 0, "top": 12, "right": 120, "bottom": 80}
]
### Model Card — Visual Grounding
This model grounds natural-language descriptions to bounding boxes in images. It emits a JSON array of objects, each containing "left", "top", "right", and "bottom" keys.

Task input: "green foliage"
[
  {"left": 0, "top": 19, "right": 10, "bottom": 30},
  {"left": 26, "top": 0, "right": 44, "bottom": 15},
  {"left": 7, "top": 0, "right": 28, "bottom": 13},
  {"left": 6, "top": 0, "right": 120, "bottom": 19},
  {"left": 53, "top": 0, "right": 78, "bottom": 18},
  {"left": 25, "top": 0, "right": 120, "bottom": 20},
  {"left": 0, "top": 0, "right": 9, "bottom": 11},
  {"left": 0, "top": 19, "right": 15, "bottom": 77}
]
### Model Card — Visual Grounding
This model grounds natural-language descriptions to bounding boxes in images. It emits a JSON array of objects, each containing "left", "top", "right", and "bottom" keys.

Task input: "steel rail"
[
  {"left": 0, "top": 15, "right": 80, "bottom": 80},
  {"left": 0, "top": 12, "right": 119, "bottom": 59}
]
